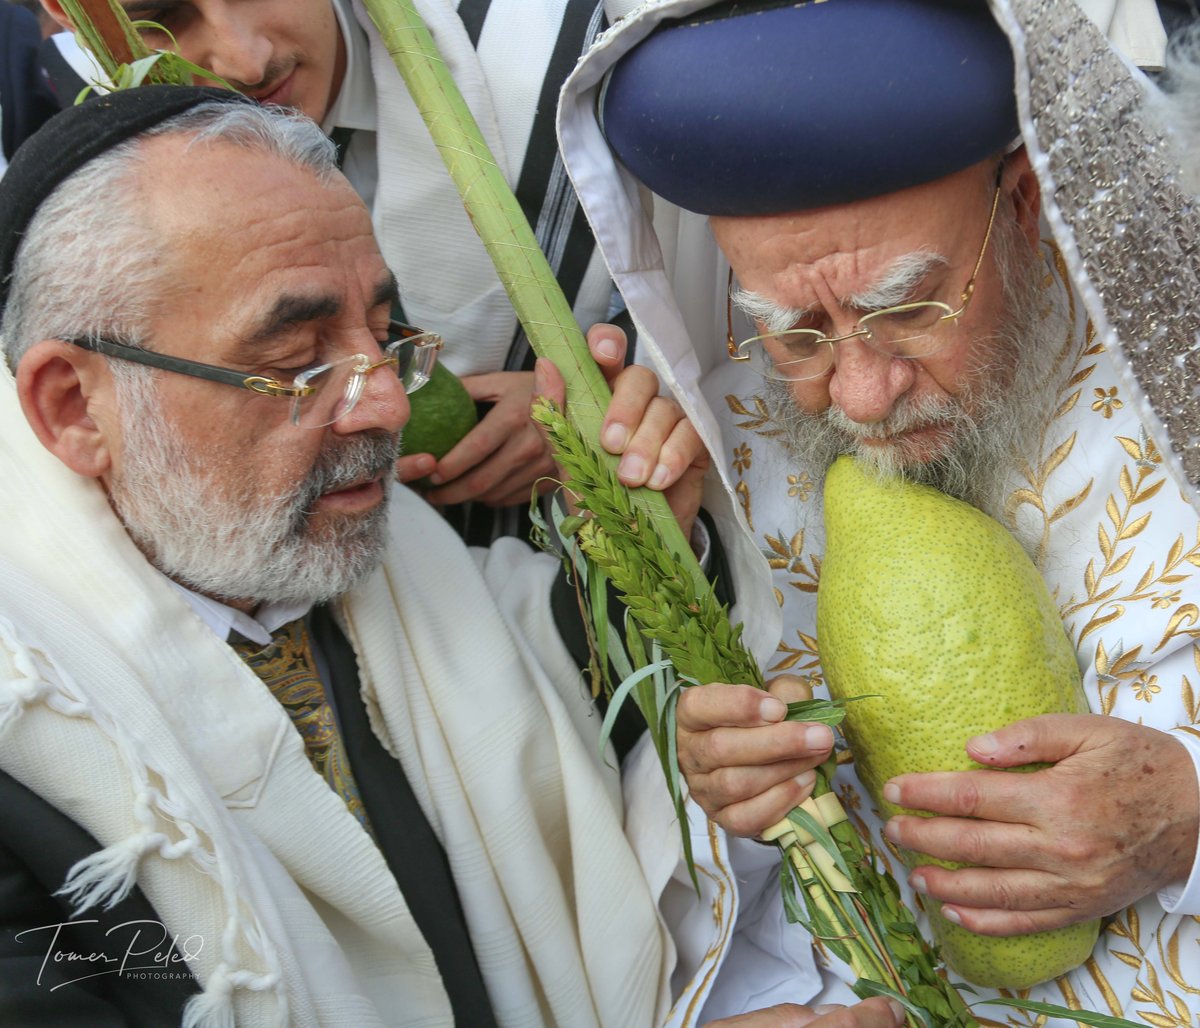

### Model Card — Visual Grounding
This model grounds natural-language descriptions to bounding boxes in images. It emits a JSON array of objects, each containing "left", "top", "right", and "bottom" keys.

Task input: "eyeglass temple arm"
[
  {"left": 958, "top": 165, "right": 1006, "bottom": 307},
  {"left": 70, "top": 336, "right": 308, "bottom": 397}
]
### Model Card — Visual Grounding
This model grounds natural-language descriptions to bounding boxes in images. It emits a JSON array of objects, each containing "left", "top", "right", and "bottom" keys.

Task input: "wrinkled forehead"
[{"left": 711, "top": 161, "right": 994, "bottom": 275}]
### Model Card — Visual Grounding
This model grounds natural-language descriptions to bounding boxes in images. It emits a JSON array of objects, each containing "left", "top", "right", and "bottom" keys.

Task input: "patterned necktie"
[{"left": 233, "top": 618, "right": 375, "bottom": 838}]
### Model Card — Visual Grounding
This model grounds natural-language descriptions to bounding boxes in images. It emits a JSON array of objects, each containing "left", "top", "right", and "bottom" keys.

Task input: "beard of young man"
[
  {"left": 106, "top": 374, "right": 399, "bottom": 609},
  {"left": 764, "top": 217, "right": 1069, "bottom": 526}
]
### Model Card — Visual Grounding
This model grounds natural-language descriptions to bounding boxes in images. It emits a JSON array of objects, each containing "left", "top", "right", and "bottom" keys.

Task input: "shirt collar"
[
  {"left": 163, "top": 575, "right": 310, "bottom": 647},
  {"left": 323, "top": 0, "right": 378, "bottom": 134}
]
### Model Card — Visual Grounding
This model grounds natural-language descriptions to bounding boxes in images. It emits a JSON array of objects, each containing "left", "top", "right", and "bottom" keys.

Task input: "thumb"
[
  {"left": 765, "top": 674, "right": 814, "bottom": 705},
  {"left": 965, "top": 712, "right": 1092, "bottom": 768}
]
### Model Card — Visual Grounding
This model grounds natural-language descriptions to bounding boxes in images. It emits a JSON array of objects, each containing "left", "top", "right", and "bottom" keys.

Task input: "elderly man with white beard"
[
  {"left": 0, "top": 85, "right": 785, "bottom": 1027},
  {"left": 557, "top": 0, "right": 1200, "bottom": 1022}
]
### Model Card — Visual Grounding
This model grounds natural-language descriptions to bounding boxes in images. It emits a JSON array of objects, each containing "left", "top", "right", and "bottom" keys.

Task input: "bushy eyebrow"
[
  {"left": 234, "top": 275, "right": 400, "bottom": 354},
  {"left": 731, "top": 249, "right": 950, "bottom": 334},
  {"left": 846, "top": 250, "right": 948, "bottom": 311}
]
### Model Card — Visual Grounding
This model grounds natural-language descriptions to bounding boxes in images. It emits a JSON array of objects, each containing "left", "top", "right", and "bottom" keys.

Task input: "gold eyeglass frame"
[{"left": 725, "top": 175, "right": 1004, "bottom": 380}]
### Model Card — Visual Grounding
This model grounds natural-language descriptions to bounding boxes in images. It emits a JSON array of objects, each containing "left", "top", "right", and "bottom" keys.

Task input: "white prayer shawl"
[
  {"left": 558, "top": 1, "right": 1200, "bottom": 1022},
  {"left": 0, "top": 359, "right": 681, "bottom": 1025},
  {"left": 351, "top": 0, "right": 615, "bottom": 375}
]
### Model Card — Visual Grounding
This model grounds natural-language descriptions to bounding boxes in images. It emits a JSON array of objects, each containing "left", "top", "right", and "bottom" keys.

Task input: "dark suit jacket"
[
  {"left": 0, "top": 4, "right": 59, "bottom": 160},
  {"left": 0, "top": 769, "right": 197, "bottom": 1026}
]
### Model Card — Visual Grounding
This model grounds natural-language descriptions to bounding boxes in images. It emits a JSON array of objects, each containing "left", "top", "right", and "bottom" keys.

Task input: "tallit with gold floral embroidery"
[{"left": 557, "top": 0, "right": 1200, "bottom": 1022}]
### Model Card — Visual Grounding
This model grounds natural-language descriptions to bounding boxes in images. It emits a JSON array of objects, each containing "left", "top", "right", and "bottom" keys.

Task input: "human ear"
[
  {"left": 15, "top": 339, "right": 116, "bottom": 479},
  {"left": 1001, "top": 146, "right": 1042, "bottom": 249},
  {"left": 37, "top": 0, "right": 75, "bottom": 33}
]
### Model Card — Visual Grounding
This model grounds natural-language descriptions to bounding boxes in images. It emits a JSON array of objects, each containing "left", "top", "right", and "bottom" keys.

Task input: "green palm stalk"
[{"left": 359, "top": 0, "right": 703, "bottom": 591}]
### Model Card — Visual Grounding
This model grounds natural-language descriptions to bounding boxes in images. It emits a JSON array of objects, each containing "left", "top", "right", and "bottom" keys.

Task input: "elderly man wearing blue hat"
[{"left": 559, "top": 0, "right": 1200, "bottom": 1022}]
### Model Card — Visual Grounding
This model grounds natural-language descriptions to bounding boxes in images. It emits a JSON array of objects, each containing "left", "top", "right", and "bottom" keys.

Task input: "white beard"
[
  {"left": 107, "top": 371, "right": 397, "bottom": 609},
  {"left": 765, "top": 226, "right": 1069, "bottom": 528}
]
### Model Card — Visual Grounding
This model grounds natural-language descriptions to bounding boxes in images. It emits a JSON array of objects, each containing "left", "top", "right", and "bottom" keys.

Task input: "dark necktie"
[{"left": 233, "top": 618, "right": 375, "bottom": 838}]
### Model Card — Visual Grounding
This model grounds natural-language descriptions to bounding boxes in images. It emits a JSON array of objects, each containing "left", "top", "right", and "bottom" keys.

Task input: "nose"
[
  {"left": 195, "top": 10, "right": 275, "bottom": 90},
  {"left": 826, "top": 337, "right": 916, "bottom": 424},
  {"left": 332, "top": 363, "right": 410, "bottom": 437}
]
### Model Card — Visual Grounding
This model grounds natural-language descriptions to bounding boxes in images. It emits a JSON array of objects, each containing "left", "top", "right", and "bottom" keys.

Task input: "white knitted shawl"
[{"left": 0, "top": 361, "right": 672, "bottom": 1026}]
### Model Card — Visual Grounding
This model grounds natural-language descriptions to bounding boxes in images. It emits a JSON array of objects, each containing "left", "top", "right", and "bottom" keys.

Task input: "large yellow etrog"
[{"left": 816, "top": 455, "right": 1099, "bottom": 988}]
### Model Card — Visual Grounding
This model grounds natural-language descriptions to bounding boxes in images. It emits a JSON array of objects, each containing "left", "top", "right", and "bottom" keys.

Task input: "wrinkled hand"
[
  {"left": 705, "top": 998, "right": 904, "bottom": 1027},
  {"left": 885, "top": 713, "right": 1200, "bottom": 935},
  {"left": 396, "top": 369, "right": 554, "bottom": 508},
  {"left": 676, "top": 675, "right": 837, "bottom": 837},
  {"left": 534, "top": 323, "right": 710, "bottom": 539}
]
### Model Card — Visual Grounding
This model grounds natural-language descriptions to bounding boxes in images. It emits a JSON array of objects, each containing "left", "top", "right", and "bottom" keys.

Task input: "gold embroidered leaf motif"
[
  {"left": 1101, "top": 685, "right": 1119, "bottom": 715},
  {"left": 1167, "top": 535, "right": 1184, "bottom": 568},
  {"left": 1144, "top": 960, "right": 1165, "bottom": 1000},
  {"left": 1132, "top": 478, "right": 1166, "bottom": 506},
  {"left": 725, "top": 394, "right": 784, "bottom": 437},
  {"left": 1054, "top": 388, "right": 1083, "bottom": 421},
  {"left": 1163, "top": 931, "right": 1191, "bottom": 989},
  {"left": 1171, "top": 994, "right": 1194, "bottom": 1023},
  {"left": 1154, "top": 604, "right": 1200, "bottom": 653},
  {"left": 1107, "top": 495, "right": 1123, "bottom": 529},
  {"left": 1079, "top": 605, "right": 1124, "bottom": 641},
  {"left": 1113, "top": 950, "right": 1143, "bottom": 969},
  {"left": 1120, "top": 466, "right": 1135, "bottom": 501},
  {"left": 1108, "top": 548, "right": 1136, "bottom": 575},
  {"left": 1005, "top": 487, "right": 1048, "bottom": 521},
  {"left": 1067, "top": 363, "right": 1097, "bottom": 388},
  {"left": 1183, "top": 675, "right": 1198, "bottom": 722},
  {"left": 1040, "top": 435, "right": 1077, "bottom": 482},
  {"left": 1137, "top": 1013, "right": 1184, "bottom": 1027},
  {"left": 1133, "top": 563, "right": 1158, "bottom": 593},
  {"left": 789, "top": 580, "right": 818, "bottom": 594},
  {"left": 1118, "top": 513, "right": 1152, "bottom": 541},
  {"left": 1117, "top": 435, "right": 1146, "bottom": 461},
  {"left": 1098, "top": 524, "right": 1114, "bottom": 561},
  {"left": 1048, "top": 483, "right": 1092, "bottom": 525}
]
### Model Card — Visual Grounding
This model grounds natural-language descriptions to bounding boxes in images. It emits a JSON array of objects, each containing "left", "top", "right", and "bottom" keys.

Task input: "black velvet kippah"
[
  {"left": 0, "top": 85, "right": 252, "bottom": 311},
  {"left": 600, "top": 0, "right": 1019, "bottom": 216}
]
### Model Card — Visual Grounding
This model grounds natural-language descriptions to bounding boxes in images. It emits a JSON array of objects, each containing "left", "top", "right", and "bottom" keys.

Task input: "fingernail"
[
  {"left": 594, "top": 336, "right": 620, "bottom": 361},
  {"left": 941, "top": 906, "right": 963, "bottom": 925},
  {"left": 886, "top": 998, "right": 905, "bottom": 1023},
  {"left": 813, "top": 1005, "right": 844, "bottom": 1015},
  {"left": 883, "top": 782, "right": 901, "bottom": 805},
  {"left": 910, "top": 873, "right": 927, "bottom": 894},
  {"left": 532, "top": 357, "right": 549, "bottom": 395},
  {"left": 619, "top": 454, "right": 646, "bottom": 481},
  {"left": 804, "top": 725, "right": 832, "bottom": 750},
  {"left": 427, "top": 472, "right": 444, "bottom": 486},
  {"left": 760, "top": 697, "right": 786, "bottom": 722},
  {"left": 648, "top": 463, "right": 671, "bottom": 489},
  {"left": 602, "top": 422, "right": 627, "bottom": 453},
  {"left": 971, "top": 733, "right": 999, "bottom": 758},
  {"left": 884, "top": 817, "right": 902, "bottom": 844},
  {"left": 794, "top": 769, "right": 816, "bottom": 792}
]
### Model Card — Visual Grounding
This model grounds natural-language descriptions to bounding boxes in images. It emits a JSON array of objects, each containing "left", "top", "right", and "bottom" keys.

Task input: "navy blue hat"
[
  {"left": 600, "top": 0, "right": 1018, "bottom": 215},
  {"left": 0, "top": 85, "right": 252, "bottom": 312}
]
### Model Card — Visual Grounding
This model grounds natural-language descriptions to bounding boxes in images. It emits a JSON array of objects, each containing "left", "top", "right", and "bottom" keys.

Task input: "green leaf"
[
  {"left": 596, "top": 659, "right": 672, "bottom": 761},
  {"left": 975, "top": 998, "right": 1144, "bottom": 1026},
  {"left": 853, "top": 977, "right": 937, "bottom": 1028}
]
